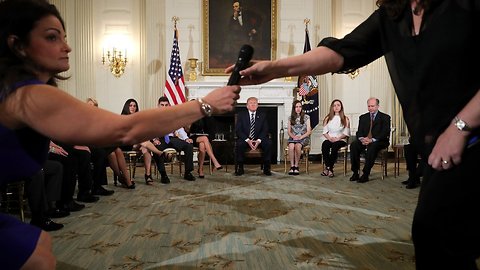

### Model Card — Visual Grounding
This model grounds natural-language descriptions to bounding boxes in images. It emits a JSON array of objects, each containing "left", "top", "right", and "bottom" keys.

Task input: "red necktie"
[{"left": 367, "top": 113, "right": 374, "bottom": 138}]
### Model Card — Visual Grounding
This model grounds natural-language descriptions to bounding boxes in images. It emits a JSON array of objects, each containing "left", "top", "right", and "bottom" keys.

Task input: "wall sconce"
[{"left": 102, "top": 48, "right": 127, "bottom": 78}]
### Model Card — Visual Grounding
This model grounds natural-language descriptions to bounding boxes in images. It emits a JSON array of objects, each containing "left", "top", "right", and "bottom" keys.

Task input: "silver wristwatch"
[
  {"left": 453, "top": 116, "right": 471, "bottom": 131},
  {"left": 197, "top": 98, "right": 212, "bottom": 117}
]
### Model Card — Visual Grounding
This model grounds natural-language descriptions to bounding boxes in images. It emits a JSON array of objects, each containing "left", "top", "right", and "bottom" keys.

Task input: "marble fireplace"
[{"left": 186, "top": 81, "right": 297, "bottom": 163}]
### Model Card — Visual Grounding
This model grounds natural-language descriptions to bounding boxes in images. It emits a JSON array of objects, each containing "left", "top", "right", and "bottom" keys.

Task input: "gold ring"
[{"left": 442, "top": 160, "right": 448, "bottom": 164}]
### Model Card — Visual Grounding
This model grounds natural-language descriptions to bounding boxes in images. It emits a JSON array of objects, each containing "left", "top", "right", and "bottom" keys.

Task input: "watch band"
[
  {"left": 454, "top": 116, "right": 471, "bottom": 131},
  {"left": 197, "top": 98, "right": 212, "bottom": 117}
]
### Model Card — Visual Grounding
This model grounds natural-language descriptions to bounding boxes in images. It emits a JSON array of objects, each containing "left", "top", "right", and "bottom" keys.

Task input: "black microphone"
[{"left": 227, "top": 44, "right": 254, "bottom": 85}]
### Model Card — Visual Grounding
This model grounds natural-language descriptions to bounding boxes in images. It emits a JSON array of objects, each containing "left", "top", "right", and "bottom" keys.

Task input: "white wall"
[{"left": 51, "top": 0, "right": 395, "bottom": 154}]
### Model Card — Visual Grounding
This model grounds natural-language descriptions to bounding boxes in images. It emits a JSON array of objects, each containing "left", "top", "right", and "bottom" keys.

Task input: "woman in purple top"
[{"left": 0, "top": 0, "right": 240, "bottom": 268}]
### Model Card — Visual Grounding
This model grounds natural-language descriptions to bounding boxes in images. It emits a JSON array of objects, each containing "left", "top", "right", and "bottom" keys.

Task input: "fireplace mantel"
[
  {"left": 186, "top": 81, "right": 297, "bottom": 162},
  {"left": 186, "top": 81, "right": 296, "bottom": 104}
]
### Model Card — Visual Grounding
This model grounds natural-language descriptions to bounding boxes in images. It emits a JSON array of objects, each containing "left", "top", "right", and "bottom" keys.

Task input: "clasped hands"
[
  {"left": 360, "top": 137, "right": 373, "bottom": 145},
  {"left": 248, "top": 139, "right": 261, "bottom": 150}
]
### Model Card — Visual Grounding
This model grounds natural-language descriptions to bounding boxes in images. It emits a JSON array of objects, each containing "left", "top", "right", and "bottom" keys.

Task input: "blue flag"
[{"left": 297, "top": 26, "right": 319, "bottom": 129}]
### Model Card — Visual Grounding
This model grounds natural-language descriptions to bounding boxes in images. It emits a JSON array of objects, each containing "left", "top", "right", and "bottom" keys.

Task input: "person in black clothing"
[
  {"left": 349, "top": 98, "right": 391, "bottom": 183},
  {"left": 152, "top": 97, "right": 196, "bottom": 183},
  {"left": 25, "top": 160, "right": 66, "bottom": 231},
  {"left": 232, "top": 1, "right": 480, "bottom": 268},
  {"left": 402, "top": 137, "right": 425, "bottom": 189},
  {"left": 186, "top": 118, "right": 223, "bottom": 178}
]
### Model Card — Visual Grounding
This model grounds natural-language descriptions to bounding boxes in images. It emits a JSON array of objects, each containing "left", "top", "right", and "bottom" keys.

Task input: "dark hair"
[
  {"left": 289, "top": 100, "right": 306, "bottom": 125},
  {"left": 0, "top": 0, "right": 67, "bottom": 100},
  {"left": 121, "top": 98, "right": 139, "bottom": 115},
  {"left": 323, "top": 99, "right": 347, "bottom": 127},
  {"left": 158, "top": 96, "right": 169, "bottom": 104}
]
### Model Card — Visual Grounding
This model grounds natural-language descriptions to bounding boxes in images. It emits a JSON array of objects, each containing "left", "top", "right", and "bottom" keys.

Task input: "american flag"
[
  {"left": 298, "top": 82, "right": 309, "bottom": 96},
  {"left": 164, "top": 28, "right": 186, "bottom": 105},
  {"left": 297, "top": 25, "right": 319, "bottom": 129}
]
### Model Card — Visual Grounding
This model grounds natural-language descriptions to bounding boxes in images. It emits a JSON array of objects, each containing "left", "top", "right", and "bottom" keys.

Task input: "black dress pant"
[
  {"left": 322, "top": 140, "right": 347, "bottom": 169},
  {"left": 349, "top": 139, "right": 388, "bottom": 175},
  {"left": 25, "top": 160, "right": 63, "bottom": 222},
  {"left": 154, "top": 137, "right": 194, "bottom": 173},
  {"left": 235, "top": 139, "right": 271, "bottom": 165}
]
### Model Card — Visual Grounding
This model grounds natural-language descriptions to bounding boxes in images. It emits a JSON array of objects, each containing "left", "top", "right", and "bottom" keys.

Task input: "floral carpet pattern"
[{"left": 52, "top": 164, "right": 419, "bottom": 270}]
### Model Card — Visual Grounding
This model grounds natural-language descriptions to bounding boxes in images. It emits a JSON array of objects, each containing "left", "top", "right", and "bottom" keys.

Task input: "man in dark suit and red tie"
[
  {"left": 350, "top": 97, "right": 391, "bottom": 183},
  {"left": 235, "top": 96, "right": 272, "bottom": 176}
]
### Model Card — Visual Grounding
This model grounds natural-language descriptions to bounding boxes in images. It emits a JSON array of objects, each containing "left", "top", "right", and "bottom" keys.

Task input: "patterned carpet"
[{"left": 52, "top": 163, "right": 419, "bottom": 270}]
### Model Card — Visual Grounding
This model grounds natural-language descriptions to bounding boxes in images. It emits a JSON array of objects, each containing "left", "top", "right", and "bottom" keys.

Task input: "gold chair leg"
[{"left": 305, "top": 154, "right": 309, "bottom": 174}]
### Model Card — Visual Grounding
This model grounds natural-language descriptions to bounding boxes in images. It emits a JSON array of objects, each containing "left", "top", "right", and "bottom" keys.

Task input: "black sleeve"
[{"left": 318, "top": 9, "right": 385, "bottom": 73}]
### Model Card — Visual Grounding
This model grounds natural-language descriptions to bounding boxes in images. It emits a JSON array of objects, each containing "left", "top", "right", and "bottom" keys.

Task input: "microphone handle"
[{"left": 227, "top": 70, "right": 242, "bottom": 86}]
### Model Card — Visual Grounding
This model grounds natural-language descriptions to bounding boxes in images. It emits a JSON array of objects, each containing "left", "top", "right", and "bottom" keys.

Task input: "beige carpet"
[{"left": 51, "top": 163, "right": 419, "bottom": 270}]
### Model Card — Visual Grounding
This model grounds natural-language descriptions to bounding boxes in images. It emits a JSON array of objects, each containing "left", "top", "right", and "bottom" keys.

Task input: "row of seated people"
[
  {"left": 18, "top": 97, "right": 395, "bottom": 233},
  {"left": 237, "top": 97, "right": 388, "bottom": 182},
  {"left": 16, "top": 139, "right": 130, "bottom": 232},
  {"left": 16, "top": 98, "right": 137, "bottom": 232},
  {"left": 120, "top": 97, "right": 223, "bottom": 184},
  {"left": 322, "top": 97, "right": 393, "bottom": 183},
  {"left": 114, "top": 96, "right": 391, "bottom": 183}
]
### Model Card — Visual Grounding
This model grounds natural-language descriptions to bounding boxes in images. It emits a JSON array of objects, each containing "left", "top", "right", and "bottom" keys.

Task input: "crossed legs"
[{"left": 196, "top": 136, "right": 221, "bottom": 176}]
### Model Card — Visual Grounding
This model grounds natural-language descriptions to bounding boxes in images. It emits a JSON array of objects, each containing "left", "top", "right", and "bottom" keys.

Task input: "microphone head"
[{"left": 237, "top": 44, "right": 254, "bottom": 63}]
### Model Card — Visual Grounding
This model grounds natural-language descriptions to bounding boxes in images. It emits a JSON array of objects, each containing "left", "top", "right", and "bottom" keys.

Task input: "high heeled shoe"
[
  {"left": 215, "top": 165, "right": 223, "bottom": 171},
  {"left": 145, "top": 174, "right": 154, "bottom": 185},
  {"left": 197, "top": 169, "right": 205, "bottom": 179},
  {"left": 118, "top": 173, "right": 135, "bottom": 189}
]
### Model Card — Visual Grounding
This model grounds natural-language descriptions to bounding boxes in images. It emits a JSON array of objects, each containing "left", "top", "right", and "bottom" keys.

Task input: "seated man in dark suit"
[
  {"left": 350, "top": 97, "right": 391, "bottom": 183},
  {"left": 235, "top": 96, "right": 272, "bottom": 176},
  {"left": 152, "top": 97, "right": 196, "bottom": 182}
]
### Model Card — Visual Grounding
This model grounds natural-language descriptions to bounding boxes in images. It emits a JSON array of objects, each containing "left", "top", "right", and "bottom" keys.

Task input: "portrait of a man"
[{"left": 204, "top": 0, "right": 276, "bottom": 74}]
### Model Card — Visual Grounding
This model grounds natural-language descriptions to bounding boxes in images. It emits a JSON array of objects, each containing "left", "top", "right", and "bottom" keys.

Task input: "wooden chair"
[
  {"left": 0, "top": 181, "right": 27, "bottom": 222},
  {"left": 284, "top": 145, "right": 311, "bottom": 174},
  {"left": 193, "top": 146, "right": 212, "bottom": 175},
  {"left": 353, "top": 127, "right": 395, "bottom": 180},
  {"left": 123, "top": 150, "right": 140, "bottom": 180},
  {"left": 123, "top": 149, "right": 179, "bottom": 179},
  {"left": 158, "top": 148, "right": 181, "bottom": 176}
]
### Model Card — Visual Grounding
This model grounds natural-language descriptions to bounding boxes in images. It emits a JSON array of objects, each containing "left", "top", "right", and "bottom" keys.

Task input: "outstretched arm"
[
  {"left": 225, "top": 46, "right": 344, "bottom": 85},
  {"left": 1, "top": 84, "right": 240, "bottom": 147}
]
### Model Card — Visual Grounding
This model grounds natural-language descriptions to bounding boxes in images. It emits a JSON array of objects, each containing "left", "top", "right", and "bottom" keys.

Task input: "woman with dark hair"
[
  {"left": 321, "top": 99, "right": 350, "bottom": 178},
  {"left": 0, "top": 0, "right": 239, "bottom": 267},
  {"left": 232, "top": 0, "right": 480, "bottom": 268},
  {"left": 121, "top": 98, "right": 165, "bottom": 185},
  {"left": 286, "top": 100, "right": 311, "bottom": 175}
]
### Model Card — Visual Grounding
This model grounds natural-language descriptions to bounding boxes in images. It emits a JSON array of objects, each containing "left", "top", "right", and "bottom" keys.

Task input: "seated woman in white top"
[
  {"left": 287, "top": 100, "right": 312, "bottom": 175},
  {"left": 321, "top": 99, "right": 350, "bottom": 178}
]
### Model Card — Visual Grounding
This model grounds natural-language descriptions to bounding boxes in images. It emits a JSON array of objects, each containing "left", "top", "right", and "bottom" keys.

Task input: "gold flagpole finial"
[
  {"left": 172, "top": 16, "right": 179, "bottom": 29},
  {"left": 304, "top": 18, "right": 310, "bottom": 26}
]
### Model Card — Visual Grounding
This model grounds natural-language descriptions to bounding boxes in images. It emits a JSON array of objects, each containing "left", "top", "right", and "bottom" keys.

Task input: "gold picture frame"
[{"left": 202, "top": 0, "right": 277, "bottom": 75}]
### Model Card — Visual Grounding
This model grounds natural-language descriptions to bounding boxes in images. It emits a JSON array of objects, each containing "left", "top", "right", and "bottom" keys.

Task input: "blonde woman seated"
[
  {"left": 121, "top": 99, "right": 165, "bottom": 185},
  {"left": 321, "top": 99, "right": 350, "bottom": 178},
  {"left": 187, "top": 118, "right": 223, "bottom": 178},
  {"left": 287, "top": 100, "right": 312, "bottom": 175}
]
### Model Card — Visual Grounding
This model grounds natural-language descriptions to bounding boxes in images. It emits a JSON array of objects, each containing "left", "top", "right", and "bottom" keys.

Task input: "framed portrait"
[{"left": 202, "top": 0, "right": 277, "bottom": 75}]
